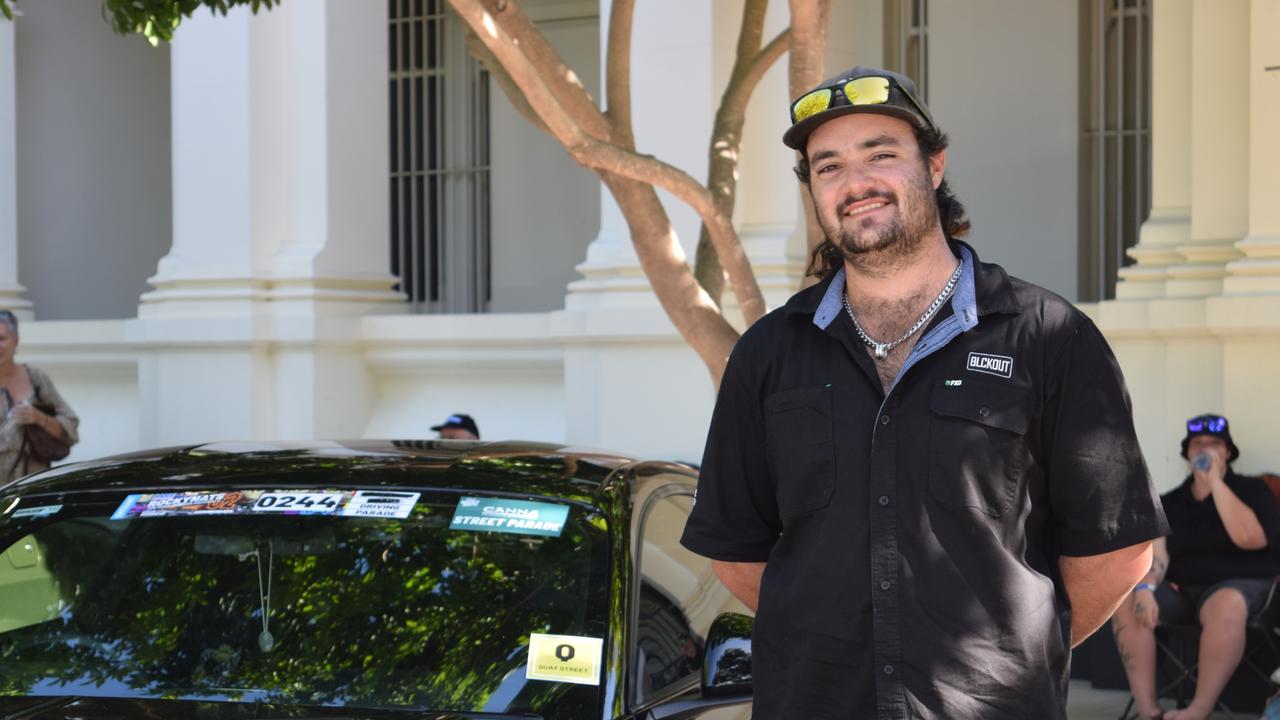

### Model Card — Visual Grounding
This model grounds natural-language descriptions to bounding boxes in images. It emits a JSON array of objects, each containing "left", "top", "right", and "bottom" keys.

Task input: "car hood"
[{"left": 0, "top": 697, "right": 541, "bottom": 720}]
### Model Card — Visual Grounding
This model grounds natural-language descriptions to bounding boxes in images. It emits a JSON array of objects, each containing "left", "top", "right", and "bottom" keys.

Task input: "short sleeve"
[
  {"left": 680, "top": 344, "right": 780, "bottom": 562},
  {"left": 1234, "top": 477, "right": 1280, "bottom": 549},
  {"left": 1044, "top": 320, "right": 1170, "bottom": 556}
]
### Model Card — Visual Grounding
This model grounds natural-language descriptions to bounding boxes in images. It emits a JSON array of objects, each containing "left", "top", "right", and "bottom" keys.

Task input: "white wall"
[
  {"left": 14, "top": 0, "right": 171, "bottom": 320},
  {"left": 928, "top": 0, "right": 1080, "bottom": 301},
  {"left": 488, "top": 7, "right": 601, "bottom": 313}
]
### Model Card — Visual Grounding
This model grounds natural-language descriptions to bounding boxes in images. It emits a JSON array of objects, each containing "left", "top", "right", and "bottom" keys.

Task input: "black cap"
[
  {"left": 432, "top": 413, "right": 480, "bottom": 438},
  {"left": 1180, "top": 413, "right": 1239, "bottom": 463},
  {"left": 783, "top": 65, "right": 937, "bottom": 151}
]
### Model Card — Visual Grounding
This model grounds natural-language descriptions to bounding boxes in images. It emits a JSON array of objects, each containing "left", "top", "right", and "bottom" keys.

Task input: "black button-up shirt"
[
  {"left": 1162, "top": 471, "right": 1280, "bottom": 586},
  {"left": 681, "top": 241, "right": 1169, "bottom": 719}
]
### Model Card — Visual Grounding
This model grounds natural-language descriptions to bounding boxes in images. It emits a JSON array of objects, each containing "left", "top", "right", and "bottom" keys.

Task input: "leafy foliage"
[
  {"left": 0, "top": 497, "right": 612, "bottom": 717},
  {"left": 0, "top": 0, "right": 279, "bottom": 45}
]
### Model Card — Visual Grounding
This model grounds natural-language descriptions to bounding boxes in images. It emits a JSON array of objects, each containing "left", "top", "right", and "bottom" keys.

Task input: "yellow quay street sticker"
[{"left": 525, "top": 633, "right": 603, "bottom": 686}]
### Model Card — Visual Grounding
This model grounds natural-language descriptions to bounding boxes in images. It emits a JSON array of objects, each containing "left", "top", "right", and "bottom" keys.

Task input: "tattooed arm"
[{"left": 1130, "top": 536, "right": 1168, "bottom": 629}]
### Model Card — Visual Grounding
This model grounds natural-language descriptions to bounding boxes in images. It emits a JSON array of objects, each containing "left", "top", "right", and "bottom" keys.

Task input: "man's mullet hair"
[{"left": 795, "top": 124, "right": 972, "bottom": 278}]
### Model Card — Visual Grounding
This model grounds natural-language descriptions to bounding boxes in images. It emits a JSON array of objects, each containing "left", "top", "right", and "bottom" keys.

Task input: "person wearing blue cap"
[
  {"left": 1112, "top": 413, "right": 1279, "bottom": 720},
  {"left": 431, "top": 413, "right": 479, "bottom": 440}
]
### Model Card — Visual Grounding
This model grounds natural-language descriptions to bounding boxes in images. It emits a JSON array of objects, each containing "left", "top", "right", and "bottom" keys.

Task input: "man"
[
  {"left": 432, "top": 413, "right": 480, "bottom": 440},
  {"left": 679, "top": 66, "right": 1169, "bottom": 719},
  {"left": 1112, "top": 414, "right": 1280, "bottom": 720}
]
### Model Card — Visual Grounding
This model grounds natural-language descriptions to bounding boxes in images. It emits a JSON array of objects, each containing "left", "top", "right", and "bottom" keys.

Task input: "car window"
[
  {"left": 633, "top": 486, "right": 740, "bottom": 704},
  {"left": 0, "top": 490, "right": 609, "bottom": 718}
]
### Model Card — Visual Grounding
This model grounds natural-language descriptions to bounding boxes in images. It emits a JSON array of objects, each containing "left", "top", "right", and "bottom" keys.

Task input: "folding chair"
[{"left": 1117, "top": 578, "right": 1280, "bottom": 719}]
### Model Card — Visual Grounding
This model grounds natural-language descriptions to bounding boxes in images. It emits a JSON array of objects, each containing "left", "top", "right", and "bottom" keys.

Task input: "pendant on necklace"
[
  {"left": 259, "top": 630, "right": 275, "bottom": 653},
  {"left": 874, "top": 344, "right": 889, "bottom": 359}
]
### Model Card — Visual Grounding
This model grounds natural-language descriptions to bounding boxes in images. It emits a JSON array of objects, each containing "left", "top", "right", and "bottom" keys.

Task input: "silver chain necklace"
[{"left": 842, "top": 261, "right": 963, "bottom": 360}]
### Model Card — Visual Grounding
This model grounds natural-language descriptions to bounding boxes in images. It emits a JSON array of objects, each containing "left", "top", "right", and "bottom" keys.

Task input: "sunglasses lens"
[
  {"left": 843, "top": 76, "right": 891, "bottom": 106},
  {"left": 792, "top": 88, "right": 833, "bottom": 124},
  {"left": 1209, "top": 417, "right": 1226, "bottom": 432},
  {"left": 1187, "top": 420, "right": 1204, "bottom": 432}
]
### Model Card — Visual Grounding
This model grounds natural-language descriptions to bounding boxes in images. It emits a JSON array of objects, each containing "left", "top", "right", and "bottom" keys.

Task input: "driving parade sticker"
[
  {"left": 110, "top": 490, "right": 420, "bottom": 520},
  {"left": 449, "top": 497, "right": 569, "bottom": 537},
  {"left": 525, "top": 633, "right": 603, "bottom": 686}
]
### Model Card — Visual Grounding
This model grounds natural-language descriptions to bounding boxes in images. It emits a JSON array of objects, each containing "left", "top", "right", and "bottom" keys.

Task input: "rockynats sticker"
[
  {"left": 449, "top": 497, "right": 569, "bottom": 537},
  {"left": 525, "top": 633, "right": 603, "bottom": 686}
]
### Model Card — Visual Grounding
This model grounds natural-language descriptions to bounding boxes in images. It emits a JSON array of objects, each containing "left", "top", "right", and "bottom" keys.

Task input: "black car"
[{"left": 0, "top": 441, "right": 754, "bottom": 719}]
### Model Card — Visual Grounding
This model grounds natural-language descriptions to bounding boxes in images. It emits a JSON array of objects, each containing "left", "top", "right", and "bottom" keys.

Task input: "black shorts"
[{"left": 1155, "top": 578, "right": 1275, "bottom": 623}]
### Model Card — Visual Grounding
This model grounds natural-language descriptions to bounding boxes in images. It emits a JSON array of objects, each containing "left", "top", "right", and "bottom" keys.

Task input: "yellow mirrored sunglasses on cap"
[{"left": 789, "top": 75, "right": 934, "bottom": 131}]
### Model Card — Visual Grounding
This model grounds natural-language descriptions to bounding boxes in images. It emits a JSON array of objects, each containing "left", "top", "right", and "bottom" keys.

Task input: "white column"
[
  {"left": 560, "top": 0, "right": 719, "bottom": 459},
  {"left": 1115, "top": 0, "right": 1192, "bottom": 299},
  {"left": 138, "top": 8, "right": 264, "bottom": 317},
  {"left": 136, "top": 2, "right": 398, "bottom": 446},
  {"left": 1166, "top": 0, "right": 1249, "bottom": 297},
  {"left": 141, "top": 1, "right": 401, "bottom": 318},
  {"left": 1224, "top": 0, "right": 1280, "bottom": 294},
  {"left": 0, "top": 19, "right": 30, "bottom": 317},
  {"left": 566, "top": 0, "right": 715, "bottom": 310}
]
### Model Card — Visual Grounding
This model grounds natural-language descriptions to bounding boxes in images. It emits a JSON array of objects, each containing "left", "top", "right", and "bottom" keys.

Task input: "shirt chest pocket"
[
  {"left": 764, "top": 385, "right": 835, "bottom": 521},
  {"left": 928, "top": 381, "right": 1033, "bottom": 517}
]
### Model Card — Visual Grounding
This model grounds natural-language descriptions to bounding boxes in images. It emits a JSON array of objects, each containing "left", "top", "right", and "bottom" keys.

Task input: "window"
[
  {"left": 1079, "top": 0, "right": 1152, "bottom": 301},
  {"left": 389, "top": 0, "right": 492, "bottom": 313},
  {"left": 885, "top": 0, "right": 928, "bottom": 100},
  {"left": 631, "top": 484, "right": 739, "bottom": 705}
]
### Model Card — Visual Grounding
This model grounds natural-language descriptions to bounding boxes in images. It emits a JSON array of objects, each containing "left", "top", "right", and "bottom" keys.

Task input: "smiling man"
[{"left": 680, "top": 66, "right": 1170, "bottom": 719}]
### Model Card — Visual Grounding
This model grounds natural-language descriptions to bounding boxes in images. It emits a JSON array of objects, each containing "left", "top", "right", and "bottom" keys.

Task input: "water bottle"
[{"left": 1193, "top": 452, "right": 1213, "bottom": 472}]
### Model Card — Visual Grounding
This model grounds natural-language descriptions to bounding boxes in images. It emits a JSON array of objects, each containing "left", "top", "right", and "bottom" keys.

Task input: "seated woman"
[{"left": 1112, "top": 414, "right": 1280, "bottom": 720}]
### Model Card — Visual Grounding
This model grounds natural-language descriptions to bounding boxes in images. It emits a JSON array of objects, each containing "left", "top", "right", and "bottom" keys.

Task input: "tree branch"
[
  {"left": 450, "top": 0, "right": 766, "bottom": 326},
  {"left": 476, "top": 0, "right": 611, "bottom": 140},
  {"left": 605, "top": 0, "right": 636, "bottom": 146},
  {"left": 693, "top": 7, "right": 790, "bottom": 303},
  {"left": 465, "top": 29, "right": 551, "bottom": 136},
  {"left": 788, "top": 0, "right": 832, "bottom": 287}
]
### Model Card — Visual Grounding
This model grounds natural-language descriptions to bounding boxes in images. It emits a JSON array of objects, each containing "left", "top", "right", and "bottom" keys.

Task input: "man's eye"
[
  {"left": 872, "top": 153, "right": 894, "bottom": 161},
  {"left": 817, "top": 164, "right": 838, "bottom": 174}
]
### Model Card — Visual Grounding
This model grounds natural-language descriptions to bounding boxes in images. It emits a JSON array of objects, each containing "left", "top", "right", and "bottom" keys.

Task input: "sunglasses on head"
[
  {"left": 789, "top": 75, "right": 934, "bottom": 130},
  {"left": 1187, "top": 415, "right": 1227, "bottom": 433}
]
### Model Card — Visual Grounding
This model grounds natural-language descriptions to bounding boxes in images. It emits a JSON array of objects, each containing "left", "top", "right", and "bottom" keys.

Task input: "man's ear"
[{"left": 930, "top": 149, "right": 947, "bottom": 189}]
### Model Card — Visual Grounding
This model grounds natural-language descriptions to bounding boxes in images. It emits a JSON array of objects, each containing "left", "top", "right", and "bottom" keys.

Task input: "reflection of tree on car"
[{"left": 0, "top": 440, "right": 754, "bottom": 719}]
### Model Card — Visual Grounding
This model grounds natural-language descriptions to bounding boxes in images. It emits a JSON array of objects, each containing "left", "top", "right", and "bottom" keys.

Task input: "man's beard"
[{"left": 817, "top": 169, "right": 940, "bottom": 275}]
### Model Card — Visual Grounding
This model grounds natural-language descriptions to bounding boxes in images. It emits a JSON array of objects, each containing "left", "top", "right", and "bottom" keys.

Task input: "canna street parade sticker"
[
  {"left": 525, "top": 633, "right": 603, "bottom": 686},
  {"left": 110, "top": 490, "right": 421, "bottom": 520},
  {"left": 449, "top": 497, "right": 569, "bottom": 537}
]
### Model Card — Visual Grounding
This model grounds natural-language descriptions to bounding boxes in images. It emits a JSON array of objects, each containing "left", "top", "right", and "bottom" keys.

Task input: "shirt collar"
[{"left": 786, "top": 239, "right": 1020, "bottom": 328}]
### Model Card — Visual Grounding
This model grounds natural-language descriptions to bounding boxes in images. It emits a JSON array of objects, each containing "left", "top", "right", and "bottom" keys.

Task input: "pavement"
[{"left": 1066, "top": 679, "right": 1245, "bottom": 719}]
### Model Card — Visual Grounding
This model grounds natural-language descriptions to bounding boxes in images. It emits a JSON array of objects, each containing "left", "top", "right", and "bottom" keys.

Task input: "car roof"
[{"left": 1, "top": 440, "right": 694, "bottom": 507}]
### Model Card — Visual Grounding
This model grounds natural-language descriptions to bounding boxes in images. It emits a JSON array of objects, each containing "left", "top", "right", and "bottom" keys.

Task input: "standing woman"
[{"left": 0, "top": 310, "right": 79, "bottom": 484}]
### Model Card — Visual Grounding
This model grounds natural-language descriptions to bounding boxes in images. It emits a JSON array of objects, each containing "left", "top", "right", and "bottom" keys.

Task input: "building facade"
[{"left": 1, "top": 0, "right": 1277, "bottom": 490}]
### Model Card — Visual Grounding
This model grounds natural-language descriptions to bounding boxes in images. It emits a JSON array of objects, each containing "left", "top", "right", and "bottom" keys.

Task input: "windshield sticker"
[
  {"left": 525, "top": 633, "right": 603, "bottom": 686},
  {"left": 340, "top": 491, "right": 419, "bottom": 519},
  {"left": 450, "top": 497, "right": 569, "bottom": 537},
  {"left": 251, "top": 492, "right": 345, "bottom": 514},
  {"left": 112, "top": 492, "right": 246, "bottom": 519},
  {"left": 11, "top": 504, "right": 62, "bottom": 519},
  {"left": 110, "top": 490, "right": 414, "bottom": 519}
]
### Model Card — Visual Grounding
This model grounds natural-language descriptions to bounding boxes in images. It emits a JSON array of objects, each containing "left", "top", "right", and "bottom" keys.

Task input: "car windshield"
[{"left": 0, "top": 488, "right": 610, "bottom": 716}]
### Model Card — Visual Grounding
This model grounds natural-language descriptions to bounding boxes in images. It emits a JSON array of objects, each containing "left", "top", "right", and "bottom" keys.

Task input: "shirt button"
[
  {"left": 880, "top": 580, "right": 891, "bottom": 590},
  {"left": 878, "top": 495, "right": 890, "bottom": 506},
  {"left": 880, "top": 414, "right": 891, "bottom": 425},
  {"left": 883, "top": 664, "right": 895, "bottom": 675},
  {"left": 978, "top": 406, "right": 991, "bottom": 417}
]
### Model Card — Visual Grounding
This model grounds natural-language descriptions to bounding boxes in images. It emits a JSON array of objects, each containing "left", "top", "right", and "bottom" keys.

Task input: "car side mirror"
[
  {"left": 645, "top": 612, "right": 754, "bottom": 720},
  {"left": 702, "top": 611, "right": 753, "bottom": 696}
]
